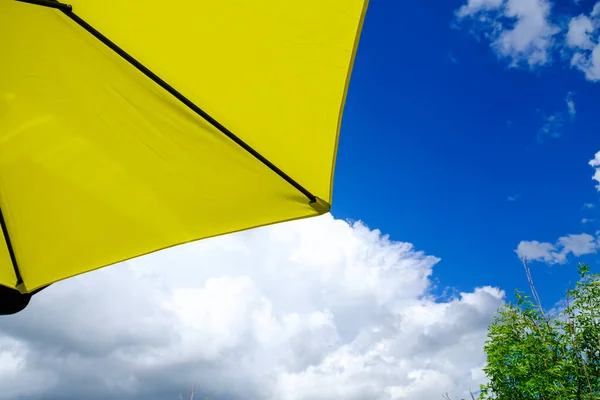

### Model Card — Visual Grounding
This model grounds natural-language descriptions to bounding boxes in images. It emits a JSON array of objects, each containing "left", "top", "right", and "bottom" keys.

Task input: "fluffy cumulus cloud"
[
  {"left": 568, "top": 3, "right": 600, "bottom": 81},
  {"left": 516, "top": 233, "right": 600, "bottom": 264},
  {"left": 0, "top": 215, "right": 504, "bottom": 400},
  {"left": 455, "top": 0, "right": 600, "bottom": 82},
  {"left": 456, "top": 0, "right": 559, "bottom": 68},
  {"left": 567, "top": 14, "right": 595, "bottom": 50}
]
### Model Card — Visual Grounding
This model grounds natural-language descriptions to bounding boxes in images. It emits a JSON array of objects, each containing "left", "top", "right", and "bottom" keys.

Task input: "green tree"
[{"left": 478, "top": 262, "right": 600, "bottom": 400}]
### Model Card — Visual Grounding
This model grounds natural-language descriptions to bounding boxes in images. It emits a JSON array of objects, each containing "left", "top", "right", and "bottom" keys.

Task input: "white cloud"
[
  {"left": 558, "top": 233, "right": 599, "bottom": 255},
  {"left": 520, "top": 152, "right": 600, "bottom": 264},
  {"left": 496, "top": 0, "right": 560, "bottom": 66},
  {"left": 567, "top": 3, "right": 600, "bottom": 81},
  {"left": 516, "top": 233, "right": 600, "bottom": 264},
  {"left": 456, "top": 0, "right": 560, "bottom": 68},
  {"left": 590, "top": 151, "right": 600, "bottom": 190},
  {"left": 457, "top": 0, "right": 504, "bottom": 17},
  {"left": 0, "top": 215, "right": 504, "bottom": 400},
  {"left": 566, "top": 92, "right": 576, "bottom": 118},
  {"left": 566, "top": 14, "right": 595, "bottom": 50},
  {"left": 516, "top": 240, "right": 565, "bottom": 264},
  {"left": 570, "top": 40, "right": 600, "bottom": 81},
  {"left": 455, "top": 0, "right": 600, "bottom": 82}
]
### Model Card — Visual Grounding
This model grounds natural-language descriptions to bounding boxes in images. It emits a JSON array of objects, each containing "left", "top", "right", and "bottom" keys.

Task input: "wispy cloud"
[
  {"left": 537, "top": 113, "right": 563, "bottom": 143},
  {"left": 457, "top": 0, "right": 504, "bottom": 17},
  {"left": 583, "top": 202, "right": 596, "bottom": 209},
  {"left": 582, "top": 218, "right": 594, "bottom": 223},
  {"left": 536, "top": 91, "right": 577, "bottom": 143},
  {"left": 449, "top": 52, "right": 459, "bottom": 64},
  {"left": 566, "top": 92, "right": 576, "bottom": 119},
  {"left": 508, "top": 194, "right": 521, "bottom": 201}
]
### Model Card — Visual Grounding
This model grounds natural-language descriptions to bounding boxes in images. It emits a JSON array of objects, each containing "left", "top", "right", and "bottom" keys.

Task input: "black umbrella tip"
[{"left": 0, "top": 285, "right": 33, "bottom": 315}]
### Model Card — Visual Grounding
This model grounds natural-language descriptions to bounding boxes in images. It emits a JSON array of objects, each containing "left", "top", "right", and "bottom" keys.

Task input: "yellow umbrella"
[{"left": 0, "top": 0, "right": 368, "bottom": 314}]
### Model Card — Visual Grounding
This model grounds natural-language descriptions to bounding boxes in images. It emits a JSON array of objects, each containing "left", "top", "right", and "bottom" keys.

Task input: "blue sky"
[{"left": 332, "top": 0, "right": 600, "bottom": 309}]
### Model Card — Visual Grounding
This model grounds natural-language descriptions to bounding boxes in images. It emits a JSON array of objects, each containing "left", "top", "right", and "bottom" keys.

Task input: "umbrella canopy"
[{"left": 0, "top": 0, "right": 368, "bottom": 296}]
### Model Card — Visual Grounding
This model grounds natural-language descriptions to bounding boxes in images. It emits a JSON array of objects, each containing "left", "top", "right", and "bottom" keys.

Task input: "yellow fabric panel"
[
  {"left": 68, "top": 0, "right": 369, "bottom": 203},
  {"left": 0, "top": 1, "right": 341, "bottom": 292}
]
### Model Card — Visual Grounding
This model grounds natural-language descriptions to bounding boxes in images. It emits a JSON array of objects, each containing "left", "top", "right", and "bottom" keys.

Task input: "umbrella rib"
[
  {"left": 16, "top": 0, "right": 323, "bottom": 207},
  {"left": 0, "top": 205, "right": 23, "bottom": 286}
]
